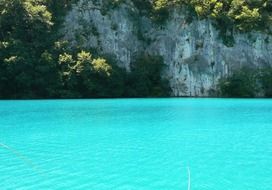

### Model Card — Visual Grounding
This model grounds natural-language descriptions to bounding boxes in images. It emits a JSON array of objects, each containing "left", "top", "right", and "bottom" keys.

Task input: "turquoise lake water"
[{"left": 0, "top": 99, "right": 272, "bottom": 190}]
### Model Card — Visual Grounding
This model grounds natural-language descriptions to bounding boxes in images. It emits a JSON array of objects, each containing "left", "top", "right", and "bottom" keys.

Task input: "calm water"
[{"left": 0, "top": 99, "right": 272, "bottom": 190}]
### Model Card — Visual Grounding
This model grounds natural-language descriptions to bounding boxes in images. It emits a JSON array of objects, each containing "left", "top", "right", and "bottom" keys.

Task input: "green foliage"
[
  {"left": 218, "top": 67, "right": 272, "bottom": 98},
  {"left": 130, "top": 0, "right": 272, "bottom": 32},
  {"left": 92, "top": 58, "right": 112, "bottom": 76},
  {"left": 0, "top": 0, "right": 67, "bottom": 98},
  {"left": 0, "top": 0, "right": 171, "bottom": 99},
  {"left": 59, "top": 51, "right": 115, "bottom": 98},
  {"left": 124, "top": 55, "right": 171, "bottom": 97},
  {"left": 259, "top": 68, "right": 272, "bottom": 97},
  {"left": 2, "top": 0, "right": 271, "bottom": 99},
  {"left": 218, "top": 68, "right": 258, "bottom": 97}
]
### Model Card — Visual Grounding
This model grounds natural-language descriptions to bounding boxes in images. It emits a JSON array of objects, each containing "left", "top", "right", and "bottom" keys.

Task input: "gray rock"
[{"left": 62, "top": 0, "right": 272, "bottom": 96}]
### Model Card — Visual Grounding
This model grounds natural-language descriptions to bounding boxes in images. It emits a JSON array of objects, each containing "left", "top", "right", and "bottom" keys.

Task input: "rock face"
[{"left": 62, "top": 0, "right": 272, "bottom": 96}]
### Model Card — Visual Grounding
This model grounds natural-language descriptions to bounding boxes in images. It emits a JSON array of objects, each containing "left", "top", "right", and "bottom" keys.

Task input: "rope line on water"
[
  {"left": 187, "top": 167, "right": 191, "bottom": 190},
  {"left": 0, "top": 142, "right": 41, "bottom": 173}
]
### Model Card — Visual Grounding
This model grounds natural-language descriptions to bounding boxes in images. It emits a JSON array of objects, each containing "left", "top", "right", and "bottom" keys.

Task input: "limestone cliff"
[{"left": 62, "top": 0, "right": 272, "bottom": 96}]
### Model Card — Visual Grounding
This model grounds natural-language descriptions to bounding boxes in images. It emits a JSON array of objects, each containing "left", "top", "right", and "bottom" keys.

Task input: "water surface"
[{"left": 0, "top": 99, "right": 271, "bottom": 190}]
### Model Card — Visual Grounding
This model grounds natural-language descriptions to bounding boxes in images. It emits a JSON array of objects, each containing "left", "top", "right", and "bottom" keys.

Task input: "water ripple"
[{"left": 0, "top": 99, "right": 272, "bottom": 190}]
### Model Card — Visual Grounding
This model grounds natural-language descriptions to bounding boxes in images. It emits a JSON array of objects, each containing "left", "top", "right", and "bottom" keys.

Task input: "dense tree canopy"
[
  {"left": 218, "top": 68, "right": 272, "bottom": 98},
  {"left": 131, "top": 0, "right": 272, "bottom": 32},
  {"left": 0, "top": 0, "right": 170, "bottom": 99}
]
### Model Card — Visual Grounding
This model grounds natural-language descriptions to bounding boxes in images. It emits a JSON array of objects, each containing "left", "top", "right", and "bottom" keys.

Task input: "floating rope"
[
  {"left": 187, "top": 167, "right": 191, "bottom": 190},
  {"left": 0, "top": 142, "right": 41, "bottom": 173}
]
